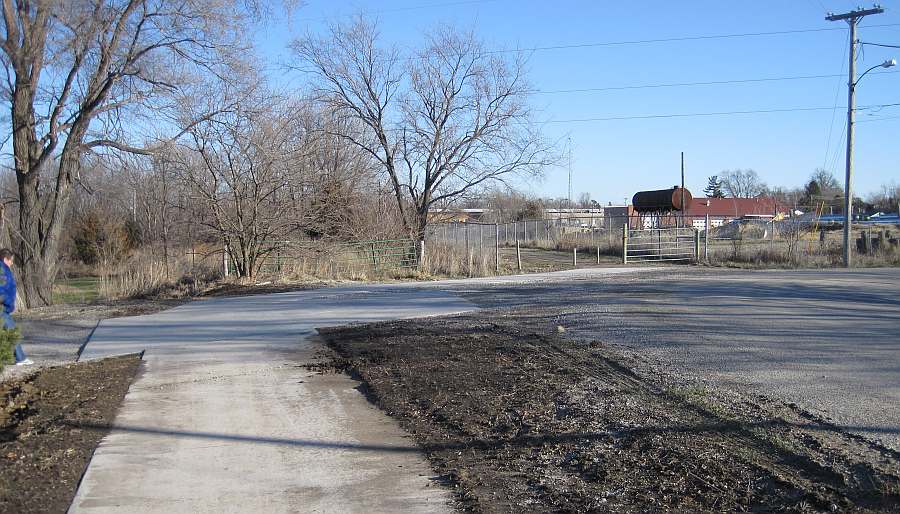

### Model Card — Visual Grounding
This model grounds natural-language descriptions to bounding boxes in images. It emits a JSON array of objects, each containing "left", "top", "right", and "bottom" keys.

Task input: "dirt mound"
[{"left": 319, "top": 314, "right": 900, "bottom": 513}]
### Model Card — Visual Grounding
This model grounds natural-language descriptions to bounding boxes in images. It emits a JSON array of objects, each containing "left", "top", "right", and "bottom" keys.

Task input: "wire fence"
[
  {"left": 227, "top": 239, "right": 419, "bottom": 278},
  {"left": 425, "top": 214, "right": 900, "bottom": 268}
]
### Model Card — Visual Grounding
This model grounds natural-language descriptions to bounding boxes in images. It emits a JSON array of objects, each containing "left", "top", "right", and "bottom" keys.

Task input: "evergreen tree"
[{"left": 704, "top": 175, "right": 725, "bottom": 198}]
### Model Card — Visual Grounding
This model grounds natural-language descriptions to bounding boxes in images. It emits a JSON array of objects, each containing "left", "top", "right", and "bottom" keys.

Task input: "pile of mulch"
[
  {"left": 318, "top": 314, "right": 900, "bottom": 513},
  {"left": 0, "top": 355, "right": 142, "bottom": 514}
]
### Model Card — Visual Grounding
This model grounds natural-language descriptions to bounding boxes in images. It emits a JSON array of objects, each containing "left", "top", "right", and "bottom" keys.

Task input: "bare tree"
[
  {"left": 171, "top": 96, "right": 307, "bottom": 278},
  {"left": 292, "top": 19, "right": 554, "bottom": 258},
  {"left": 0, "top": 0, "right": 256, "bottom": 306},
  {"left": 720, "top": 169, "right": 767, "bottom": 198}
]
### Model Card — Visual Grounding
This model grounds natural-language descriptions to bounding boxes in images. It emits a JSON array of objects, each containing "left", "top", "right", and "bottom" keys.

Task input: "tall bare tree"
[
  {"left": 720, "top": 169, "right": 767, "bottom": 198},
  {"left": 172, "top": 96, "right": 308, "bottom": 278},
  {"left": 0, "top": 0, "right": 254, "bottom": 306},
  {"left": 292, "top": 19, "right": 553, "bottom": 255}
]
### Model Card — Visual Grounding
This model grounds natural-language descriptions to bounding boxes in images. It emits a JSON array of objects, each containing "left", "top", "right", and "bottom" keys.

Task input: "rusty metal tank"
[{"left": 632, "top": 187, "right": 693, "bottom": 212}]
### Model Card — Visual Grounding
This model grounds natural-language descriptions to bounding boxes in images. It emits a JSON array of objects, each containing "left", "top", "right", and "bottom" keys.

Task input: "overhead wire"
[
  {"left": 531, "top": 70, "right": 896, "bottom": 95},
  {"left": 542, "top": 102, "right": 900, "bottom": 124},
  {"left": 823, "top": 30, "right": 850, "bottom": 172},
  {"left": 859, "top": 41, "right": 900, "bottom": 49},
  {"left": 486, "top": 23, "right": 900, "bottom": 55}
]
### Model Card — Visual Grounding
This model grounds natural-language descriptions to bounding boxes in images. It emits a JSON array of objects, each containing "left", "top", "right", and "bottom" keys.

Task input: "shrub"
[{"left": 0, "top": 328, "right": 22, "bottom": 369}]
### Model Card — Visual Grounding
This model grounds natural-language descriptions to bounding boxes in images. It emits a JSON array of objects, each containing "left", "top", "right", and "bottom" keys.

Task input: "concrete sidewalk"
[{"left": 70, "top": 286, "right": 476, "bottom": 514}]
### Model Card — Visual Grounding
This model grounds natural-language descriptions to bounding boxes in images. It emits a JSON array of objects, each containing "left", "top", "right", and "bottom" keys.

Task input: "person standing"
[{"left": 0, "top": 249, "right": 30, "bottom": 365}]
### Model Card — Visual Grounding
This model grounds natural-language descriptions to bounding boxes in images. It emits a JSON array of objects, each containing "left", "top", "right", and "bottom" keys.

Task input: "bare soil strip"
[
  {"left": 0, "top": 355, "right": 142, "bottom": 514},
  {"left": 318, "top": 313, "right": 900, "bottom": 513}
]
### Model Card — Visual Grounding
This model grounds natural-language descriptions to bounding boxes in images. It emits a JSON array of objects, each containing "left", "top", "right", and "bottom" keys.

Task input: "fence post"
[
  {"left": 622, "top": 224, "right": 628, "bottom": 264},
  {"left": 573, "top": 247, "right": 577, "bottom": 267},
  {"left": 516, "top": 240, "right": 522, "bottom": 272},
  {"left": 495, "top": 224, "right": 500, "bottom": 273},
  {"left": 223, "top": 244, "right": 229, "bottom": 277},
  {"left": 769, "top": 220, "right": 775, "bottom": 252},
  {"left": 704, "top": 214, "right": 710, "bottom": 262},
  {"left": 465, "top": 224, "right": 469, "bottom": 260},
  {"left": 371, "top": 242, "right": 378, "bottom": 271},
  {"left": 523, "top": 220, "right": 527, "bottom": 242},
  {"left": 607, "top": 215, "right": 612, "bottom": 247},
  {"left": 597, "top": 244, "right": 601, "bottom": 264},
  {"left": 418, "top": 239, "right": 426, "bottom": 270},
  {"left": 694, "top": 228, "right": 701, "bottom": 263}
]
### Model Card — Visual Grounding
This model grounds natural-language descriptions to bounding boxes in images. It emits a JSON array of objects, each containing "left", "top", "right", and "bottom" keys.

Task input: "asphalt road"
[
  {"left": 68, "top": 266, "right": 900, "bottom": 512},
  {"left": 446, "top": 267, "right": 900, "bottom": 451}
]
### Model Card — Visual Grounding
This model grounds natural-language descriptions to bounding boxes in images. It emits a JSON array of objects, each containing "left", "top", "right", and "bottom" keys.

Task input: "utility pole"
[
  {"left": 827, "top": 5, "right": 885, "bottom": 268},
  {"left": 567, "top": 137, "right": 573, "bottom": 209},
  {"left": 680, "top": 152, "right": 686, "bottom": 228}
]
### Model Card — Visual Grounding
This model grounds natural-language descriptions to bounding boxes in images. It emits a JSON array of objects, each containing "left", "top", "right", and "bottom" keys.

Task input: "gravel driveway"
[{"left": 443, "top": 267, "right": 900, "bottom": 450}]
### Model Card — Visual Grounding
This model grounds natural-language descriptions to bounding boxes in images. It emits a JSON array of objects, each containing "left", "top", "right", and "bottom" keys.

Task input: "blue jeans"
[
  {"left": 3, "top": 311, "right": 25, "bottom": 362},
  {"left": 2, "top": 311, "right": 15, "bottom": 330}
]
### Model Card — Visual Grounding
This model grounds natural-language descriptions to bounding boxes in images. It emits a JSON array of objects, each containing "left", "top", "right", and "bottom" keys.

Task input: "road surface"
[
  {"left": 71, "top": 266, "right": 900, "bottom": 513},
  {"left": 448, "top": 267, "right": 900, "bottom": 451},
  {"left": 71, "top": 287, "right": 477, "bottom": 514}
]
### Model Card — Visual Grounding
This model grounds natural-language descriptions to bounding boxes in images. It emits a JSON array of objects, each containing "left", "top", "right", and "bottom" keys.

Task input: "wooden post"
[
  {"left": 495, "top": 224, "right": 500, "bottom": 273},
  {"left": 371, "top": 242, "right": 378, "bottom": 271},
  {"left": 223, "top": 244, "right": 229, "bottom": 277},
  {"left": 419, "top": 239, "right": 426, "bottom": 270},
  {"left": 573, "top": 247, "right": 577, "bottom": 267},
  {"left": 622, "top": 224, "right": 628, "bottom": 264},
  {"left": 694, "top": 229, "right": 701, "bottom": 262},
  {"left": 596, "top": 245, "right": 601, "bottom": 264},
  {"left": 516, "top": 240, "right": 522, "bottom": 272},
  {"left": 465, "top": 224, "right": 469, "bottom": 259},
  {"left": 704, "top": 214, "right": 710, "bottom": 262},
  {"left": 607, "top": 215, "right": 612, "bottom": 247}
]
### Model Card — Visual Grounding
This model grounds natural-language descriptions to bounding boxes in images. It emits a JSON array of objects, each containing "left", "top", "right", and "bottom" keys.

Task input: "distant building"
[
  {"left": 427, "top": 208, "right": 487, "bottom": 223},
  {"left": 630, "top": 197, "right": 788, "bottom": 230},
  {"left": 684, "top": 197, "right": 787, "bottom": 230}
]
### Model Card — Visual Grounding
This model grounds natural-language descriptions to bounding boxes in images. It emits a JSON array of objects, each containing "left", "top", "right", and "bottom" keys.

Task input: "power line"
[
  {"left": 488, "top": 23, "right": 900, "bottom": 55},
  {"left": 543, "top": 102, "right": 900, "bottom": 124},
  {"left": 823, "top": 30, "right": 851, "bottom": 171},
  {"left": 860, "top": 41, "right": 900, "bottom": 49},
  {"left": 532, "top": 70, "right": 897, "bottom": 94},
  {"left": 857, "top": 114, "right": 900, "bottom": 123}
]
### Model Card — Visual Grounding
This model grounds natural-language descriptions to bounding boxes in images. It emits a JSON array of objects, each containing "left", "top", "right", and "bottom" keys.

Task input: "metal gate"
[{"left": 623, "top": 227, "right": 699, "bottom": 263}]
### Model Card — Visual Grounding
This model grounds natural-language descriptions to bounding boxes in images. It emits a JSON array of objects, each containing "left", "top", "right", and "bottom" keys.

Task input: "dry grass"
[
  {"left": 94, "top": 247, "right": 221, "bottom": 300},
  {"left": 705, "top": 225, "right": 900, "bottom": 268},
  {"left": 422, "top": 241, "right": 494, "bottom": 278}
]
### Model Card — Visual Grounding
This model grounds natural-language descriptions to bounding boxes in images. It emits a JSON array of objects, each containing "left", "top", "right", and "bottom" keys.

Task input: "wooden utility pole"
[
  {"left": 680, "top": 152, "right": 686, "bottom": 229},
  {"left": 827, "top": 6, "right": 886, "bottom": 267}
]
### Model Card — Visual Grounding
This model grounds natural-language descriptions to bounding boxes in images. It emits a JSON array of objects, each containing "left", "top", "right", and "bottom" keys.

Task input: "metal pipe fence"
[{"left": 425, "top": 214, "right": 899, "bottom": 267}]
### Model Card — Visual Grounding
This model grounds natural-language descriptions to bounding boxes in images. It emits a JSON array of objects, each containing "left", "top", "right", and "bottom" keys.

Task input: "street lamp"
[
  {"left": 827, "top": 6, "right": 892, "bottom": 267},
  {"left": 840, "top": 57, "right": 895, "bottom": 267}
]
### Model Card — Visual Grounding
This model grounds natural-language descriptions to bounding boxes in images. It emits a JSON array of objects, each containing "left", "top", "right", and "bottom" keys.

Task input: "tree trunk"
[
  {"left": 14, "top": 133, "right": 80, "bottom": 308},
  {"left": 16, "top": 171, "right": 54, "bottom": 307}
]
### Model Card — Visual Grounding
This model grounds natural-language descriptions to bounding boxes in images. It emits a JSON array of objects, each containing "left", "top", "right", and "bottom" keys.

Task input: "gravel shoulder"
[
  {"left": 442, "top": 267, "right": 900, "bottom": 451},
  {"left": 319, "top": 311, "right": 900, "bottom": 512}
]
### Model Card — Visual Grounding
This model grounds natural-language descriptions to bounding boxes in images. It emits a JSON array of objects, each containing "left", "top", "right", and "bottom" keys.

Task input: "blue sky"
[{"left": 259, "top": 0, "right": 899, "bottom": 205}]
